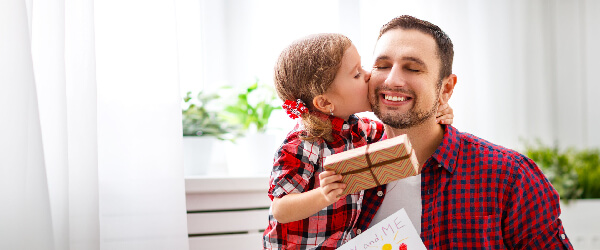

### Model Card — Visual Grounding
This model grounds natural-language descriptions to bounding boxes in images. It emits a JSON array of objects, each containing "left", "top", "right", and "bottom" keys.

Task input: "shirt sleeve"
[
  {"left": 526, "top": 218, "right": 574, "bottom": 249},
  {"left": 268, "top": 137, "right": 322, "bottom": 200},
  {"left": 503, "top": 156, "right": 574, "bottom": 249},
  {"left": 360, "top": 117, "right": 384, "bottom": 143}
]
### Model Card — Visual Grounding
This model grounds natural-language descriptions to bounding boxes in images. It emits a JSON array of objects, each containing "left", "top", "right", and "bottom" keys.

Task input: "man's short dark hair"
[{"left": 379, "top": 15, "right": 454, "bottom": 82}]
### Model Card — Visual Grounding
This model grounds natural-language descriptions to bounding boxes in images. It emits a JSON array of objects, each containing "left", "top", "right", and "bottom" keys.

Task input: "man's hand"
[{"left": 318, "top": 171, "right": 347, "bottom": 204}]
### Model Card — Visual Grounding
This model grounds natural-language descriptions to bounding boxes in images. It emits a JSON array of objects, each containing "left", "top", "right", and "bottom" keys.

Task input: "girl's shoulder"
[
  {"left": 358, "top": 117, "right": 384, "bottom": 126},
  {"left": 280, "top": 122, "right": 326, "bottom": 152},
  {"left": 356, "top": 116, "right": 385, "bottom": 143}
]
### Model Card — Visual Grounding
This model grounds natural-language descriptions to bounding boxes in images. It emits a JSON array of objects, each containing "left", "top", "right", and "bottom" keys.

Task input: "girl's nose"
[{"left": 364, "top": 70, "right": 371, "bottom": 82}]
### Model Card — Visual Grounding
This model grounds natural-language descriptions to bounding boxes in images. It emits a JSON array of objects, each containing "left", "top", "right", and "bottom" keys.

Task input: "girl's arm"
[{"left": 271, "top": 171, "right": 346, "bottom": 224}]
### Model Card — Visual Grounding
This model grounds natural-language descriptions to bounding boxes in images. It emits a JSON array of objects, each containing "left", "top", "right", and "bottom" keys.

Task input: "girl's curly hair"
[{"left": 274, "top": 33, "right": 351, "bottom": 142}]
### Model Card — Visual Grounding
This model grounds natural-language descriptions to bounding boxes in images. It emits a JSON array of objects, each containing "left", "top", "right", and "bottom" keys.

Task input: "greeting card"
[{"left": 337, "top": 208, "right": 426, "bottom": 250}]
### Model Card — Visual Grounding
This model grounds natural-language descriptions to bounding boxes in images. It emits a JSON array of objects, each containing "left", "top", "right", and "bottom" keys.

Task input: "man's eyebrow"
[
  {"left": 373, "top": 56, "right": 426, "bottom": 67},
  {"left": 374, "top": 55, "right": 391, "bottom": 62},
  {"left": 402, "top": 56, "right": 426, "bottom": 66}
]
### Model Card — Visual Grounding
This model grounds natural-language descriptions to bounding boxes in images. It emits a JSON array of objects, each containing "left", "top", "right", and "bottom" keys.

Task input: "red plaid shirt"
[
  {"left": 263, "top": 114, "right": 384, "bottom": 249},
  {"left": 357, "top": 125, "right": 574, "bottom": 249}
]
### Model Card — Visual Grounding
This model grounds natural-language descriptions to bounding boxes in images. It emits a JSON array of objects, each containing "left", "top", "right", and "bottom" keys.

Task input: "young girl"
[{"left": 263, "top": 33, "right": 453, "bottom": 249}]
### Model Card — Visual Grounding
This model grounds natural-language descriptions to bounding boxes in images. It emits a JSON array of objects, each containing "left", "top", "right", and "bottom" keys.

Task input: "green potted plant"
[
  {"left": 182, "top": 91, "right": 241, "bottom": 139},
  {"left": 524, "top": 141, "right": 600, "bottom": 203},
  {"left": 523, "top": 140, "right": 600, "bottom": 249},
  {"left": 181, "top": 90, "right": 238, "bottom": 176},
  {"left": 221, "top": 81, "right": 281, "bottom": 133},
  {"left": 221, "top": 81, "right": 283, "bottom": 176}
]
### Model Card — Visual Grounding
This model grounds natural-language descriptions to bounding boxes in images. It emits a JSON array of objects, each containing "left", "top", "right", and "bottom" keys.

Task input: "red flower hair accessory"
[{"left": 282, "top": 99, "right": 308, "bottom": 119}]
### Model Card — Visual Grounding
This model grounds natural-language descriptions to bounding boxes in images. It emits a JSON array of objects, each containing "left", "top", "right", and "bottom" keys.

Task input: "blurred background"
[{"left": 181, "top": 0, "right": 600, "bottom": 151}]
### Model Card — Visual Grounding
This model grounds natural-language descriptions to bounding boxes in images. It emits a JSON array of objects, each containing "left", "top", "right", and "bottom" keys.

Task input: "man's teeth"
[{"left": 384, "top": 95, "right": 407, "bottom": 101}]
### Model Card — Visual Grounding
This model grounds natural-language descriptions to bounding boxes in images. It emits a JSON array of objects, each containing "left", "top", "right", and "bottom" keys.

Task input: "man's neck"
[{"left": 384, "top": 121, "right": 445, "bottom": 172}]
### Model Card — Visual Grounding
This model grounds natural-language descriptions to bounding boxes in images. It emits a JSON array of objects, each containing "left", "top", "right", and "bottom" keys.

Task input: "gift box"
[{"left": 323, "top": 134, "right": 419, "bottom": 195}]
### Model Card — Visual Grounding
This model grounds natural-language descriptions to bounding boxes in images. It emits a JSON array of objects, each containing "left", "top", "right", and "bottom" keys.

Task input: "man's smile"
[
  {"left": 379, "top": 92, "right": 413, "bottom": 106},
  {"left": 383, "top": 94, "right": 410, "bottom": 102}
]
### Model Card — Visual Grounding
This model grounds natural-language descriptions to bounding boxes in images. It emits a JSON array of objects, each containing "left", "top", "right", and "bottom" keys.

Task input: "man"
[{"left": 356, "top": 15, "right": 574, "bottom": 249}]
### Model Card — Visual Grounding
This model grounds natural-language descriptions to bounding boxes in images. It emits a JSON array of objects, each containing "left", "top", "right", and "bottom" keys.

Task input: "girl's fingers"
[
  {"left": 437, "top": 113, "right": 454, "bottom": 120},
  {"left": 319, "top": 170, "right": 335, "bottom": 179},
  {"left": 324, "top": 185, "right": 346, "bottom": 200},
  {"left": 438, "top": 119, "right": 452, "bottom": 124},
  {"left": 436, "top": 103, "right": 449, "bottom": 116},
  {"left": 327, "top": 182, "right": 346, "bottom": 191},
  {"left": 437, "top": 114, "right": 454, "bottom": 124},
  {"left": 436, "top": 102, "right": 454, "bottom": 124},
  {"left": 437, "top": 102, "right": 448, "bottom": 111},
  {"left": 438, "top": 107, "right": 453, "bottom": 118},
  {"left": 322, "top": 182, "right": 346, "bottom": 194},
  {"left": 319, "top": 172, "right": 342, "bottom": 186},
  {"left": 319, "top": 171, "right": 346, "bottom": 201},
  {"left": 333, "top": 189, "right": 344, "bottom": 198}
]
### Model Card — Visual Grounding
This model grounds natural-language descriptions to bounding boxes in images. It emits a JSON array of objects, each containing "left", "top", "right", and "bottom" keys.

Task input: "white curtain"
[{"left": 0, "top": 0, "right": 189, "bottom": 249}]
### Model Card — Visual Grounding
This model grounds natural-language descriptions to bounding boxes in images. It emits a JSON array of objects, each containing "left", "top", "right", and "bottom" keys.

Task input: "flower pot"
[{"left": 225, "top": 132, "right": 281, "bottom": 177}]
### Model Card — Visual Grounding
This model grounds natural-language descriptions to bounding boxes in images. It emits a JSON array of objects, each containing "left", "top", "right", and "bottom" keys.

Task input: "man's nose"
[{"left": 385, "top": 66, "right": 406, "bottom": 87}]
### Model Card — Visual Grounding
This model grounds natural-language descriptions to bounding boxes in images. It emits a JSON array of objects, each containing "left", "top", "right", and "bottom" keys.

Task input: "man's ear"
[
  {"left": 439, "top": 74, "right": 457, "bottom": 104},
  {"left": 312, "top": 94, "right": 334, "bottom": 114}
]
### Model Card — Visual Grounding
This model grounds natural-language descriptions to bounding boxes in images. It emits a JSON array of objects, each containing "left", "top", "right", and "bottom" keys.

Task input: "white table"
[{"left": 185, "top": 176, "right": 270, "bottom": 250}]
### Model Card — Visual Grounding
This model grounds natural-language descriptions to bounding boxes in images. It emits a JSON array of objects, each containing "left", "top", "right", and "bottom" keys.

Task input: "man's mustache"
[{"left": 372, "top": 86, "right": 416, "bottom": 97}]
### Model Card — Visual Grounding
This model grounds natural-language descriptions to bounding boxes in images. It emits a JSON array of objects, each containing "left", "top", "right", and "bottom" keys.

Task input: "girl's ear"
[
  {"left": 439, "top": 74, "right": 457, "bottom": 104},
  {"left": 312, "top": 94, "right": 334, "bottom": 114}
]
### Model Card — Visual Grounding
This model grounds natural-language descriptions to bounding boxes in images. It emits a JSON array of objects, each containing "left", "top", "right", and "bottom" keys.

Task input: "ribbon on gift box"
[
  {"left": 339, "top": 144, "right": 412, "bottom": 186},
  {"left": 324, "top": 134, "right": 420, "bottom": 195}
]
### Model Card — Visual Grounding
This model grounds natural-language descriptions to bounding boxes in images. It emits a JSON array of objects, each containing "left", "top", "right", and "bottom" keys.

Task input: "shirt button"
[
  {"left": 438, "top": 164, "right": 442, "bottom": 168},
  {"left": 561, "top": 234, "right": 566, "bottom": 240},
  {"left": 377, "top": 191, "right": 383, "bottom": 197},
  {"left": 357, "top": 229, "right": 362, "bottom": 234},
  {"left": 342, "top": 124, "right": 349, "bottom": 129}
]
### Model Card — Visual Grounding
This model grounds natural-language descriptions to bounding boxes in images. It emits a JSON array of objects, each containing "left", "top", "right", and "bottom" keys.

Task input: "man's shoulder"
[
  {"left": 452, "top": 126, "right": 528, "bottom": 163},
  {"left": 449, "top": 126, "right": 548, "bottom": 188}
]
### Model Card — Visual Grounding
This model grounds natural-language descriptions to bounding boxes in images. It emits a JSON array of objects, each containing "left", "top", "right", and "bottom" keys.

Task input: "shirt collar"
[
  {"left": 312, "top": 112, "right": 359, "bottom": 134},
  {"left": 429, "top": 125, "right": 460, "bottom": 174}
]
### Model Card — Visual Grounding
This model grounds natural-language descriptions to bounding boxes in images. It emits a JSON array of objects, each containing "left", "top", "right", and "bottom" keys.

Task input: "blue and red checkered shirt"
[
  {"left": 357, "top": 125, "right": 574, "bottom": 249},
  {"left": 263, "top": 114, "right": 384, "bottom": 249}
]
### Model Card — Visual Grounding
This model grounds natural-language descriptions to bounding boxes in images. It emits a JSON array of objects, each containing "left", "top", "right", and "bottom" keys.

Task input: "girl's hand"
[
  {"left": 436, "top": 102, "right": 454, "bottom": 125},
  {"left": 318, "top": 171, "right": 346, "bottom": 204}
]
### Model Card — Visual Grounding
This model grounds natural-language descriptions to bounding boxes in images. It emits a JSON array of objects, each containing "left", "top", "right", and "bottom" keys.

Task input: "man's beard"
[{"left": 369, "top": 86, "right": 439, "bottom": 129}]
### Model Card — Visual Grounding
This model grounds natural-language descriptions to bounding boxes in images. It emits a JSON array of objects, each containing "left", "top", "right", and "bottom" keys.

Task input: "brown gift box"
[{"left": 323, "top": 134, "right": 419, "bottom": 195}]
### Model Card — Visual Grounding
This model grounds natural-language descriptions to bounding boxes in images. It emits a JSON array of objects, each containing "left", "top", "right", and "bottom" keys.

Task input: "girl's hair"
[{"left": 274, "top": 33, "right": 352, "bottom": 142}]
